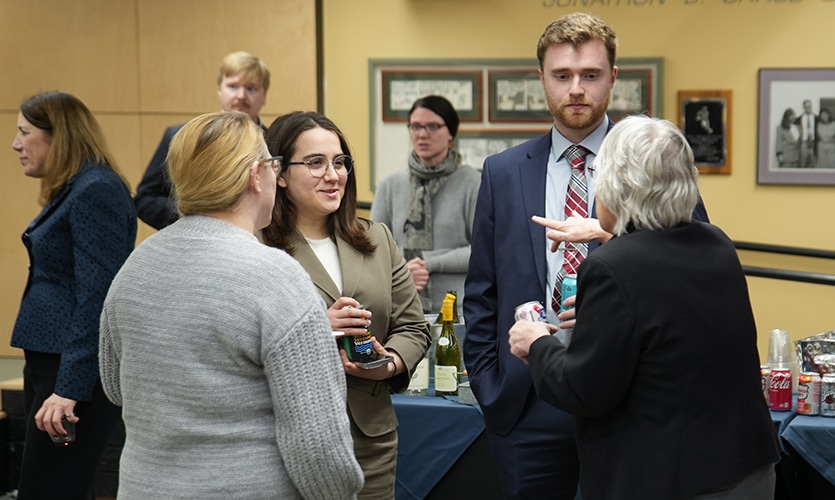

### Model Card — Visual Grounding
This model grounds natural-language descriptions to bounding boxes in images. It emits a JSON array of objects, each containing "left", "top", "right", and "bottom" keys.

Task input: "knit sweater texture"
[
  {"left": 371, "top": 165, "right": 480, "bottom": 313},
  {"left": 99, "top": 215, "right": 363, "bottom": 499}
]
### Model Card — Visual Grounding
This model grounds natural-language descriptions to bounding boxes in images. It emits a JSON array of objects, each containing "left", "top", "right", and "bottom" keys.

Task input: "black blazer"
[
  {"left": 134, "top": 125, "right": 183, "bottom": 230},
  {"left": 135, "top": 121, "right": 268, "bottom": 229},
  {"left": 528, "top": 222, "right": 780, "bottom": 499}
]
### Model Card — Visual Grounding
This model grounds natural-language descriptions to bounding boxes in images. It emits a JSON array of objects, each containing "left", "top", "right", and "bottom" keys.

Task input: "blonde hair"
[
  {"left": 167, "top": 112, "right": 266, "bottom": 216},
  {"left": 537, "top": 12, "right": 618, "bottom": 70},
  {"left": 20, "top": 91, "right": 127, "bottom": 205},
  {"left": 595, "top": 115, "right": 699, "bottom": 236},
  {"left": 217, "top": 51, "right": 271, "bottom": 91}
]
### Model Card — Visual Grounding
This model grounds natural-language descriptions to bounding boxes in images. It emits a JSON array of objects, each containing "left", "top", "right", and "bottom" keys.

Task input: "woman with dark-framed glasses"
[
  {"left": 263, "top": 111, "right": 430, "bottom": 499},
  {"left": 371, "top": 95, "right": 480, "bottom": 316}
]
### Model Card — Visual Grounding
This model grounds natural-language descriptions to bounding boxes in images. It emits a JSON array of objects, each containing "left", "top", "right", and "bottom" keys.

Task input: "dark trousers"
[
  {"left": 18, "top": 351, "right": 122, "bottom": 500},
  {"left": 484, "top": 392, "right": 580, "bottom": 500}
]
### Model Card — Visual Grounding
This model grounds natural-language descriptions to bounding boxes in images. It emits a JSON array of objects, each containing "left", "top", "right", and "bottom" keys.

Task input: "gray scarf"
[
  {"left": 403, "top": 149, "right": 461, "bottom": 254},
  {"left": 403, "top": 149, "right": 461, "bottom": 313}
]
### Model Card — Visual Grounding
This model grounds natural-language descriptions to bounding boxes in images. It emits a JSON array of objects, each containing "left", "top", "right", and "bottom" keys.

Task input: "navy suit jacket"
[
  {"left": 463, "top": 130, "right": 708, "bottom": 435},
  {"left": 134, "top": 125, "right": 183, "bottom": 230},
  {"left": 135, "top": 121, "right": 269, "bottom": 230},
  {"left": 12, "top": 164, "right": 136, "bottom": 401}
]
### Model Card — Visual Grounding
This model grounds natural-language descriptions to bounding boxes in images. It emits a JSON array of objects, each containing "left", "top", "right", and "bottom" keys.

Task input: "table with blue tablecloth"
[
  {"left": 391, "top": 393, "right": 500, "bottom": 499},
  {"left": 781, "top": 414, "right": 835, "bottom": 488},
  {"left": 770, "top": 402, "right": 835, "bottom": 499},
  {"left": 393, "top": 394, "right": 831, "bottom": 499}
]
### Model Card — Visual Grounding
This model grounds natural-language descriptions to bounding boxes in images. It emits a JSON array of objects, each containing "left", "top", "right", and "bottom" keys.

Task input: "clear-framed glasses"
[
  {"left": 260, "top": 155, "right": 283, "bottom": 174},
  {"left": 407, "top": 123, "right": 446, "bottom": 134},
  {"left": 286, "top": 155, "right": 354, "bottom": 178}
]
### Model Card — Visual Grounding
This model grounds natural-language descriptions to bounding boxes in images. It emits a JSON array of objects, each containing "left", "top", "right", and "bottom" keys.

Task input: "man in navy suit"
[
  {"left": 134, "top": 51, "right": 270, "bottom": 229},
  {"left": 463, "top": 13, "right": 708, "bottom": 499}
]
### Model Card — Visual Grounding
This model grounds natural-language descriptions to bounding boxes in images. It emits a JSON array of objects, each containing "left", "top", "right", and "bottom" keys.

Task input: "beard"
[{"left": 547, "top": 94, "right": 610, "bottom": 131}]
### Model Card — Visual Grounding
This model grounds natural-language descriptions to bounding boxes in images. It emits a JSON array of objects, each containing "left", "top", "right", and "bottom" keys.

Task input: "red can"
[
  {"left": 769, "top": 368, "right": 793, "bottom": 411},
  {"left": 760, "top": 365, "right": 771, "bottom": 406},
  {"left": 797, "top": 372, "right": 821, "bottom": 415}
]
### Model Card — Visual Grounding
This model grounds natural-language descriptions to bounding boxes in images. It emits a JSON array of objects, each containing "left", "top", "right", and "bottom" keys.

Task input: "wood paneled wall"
[{"left": 0, "top": 0, "right": 318, "bottom": 357}]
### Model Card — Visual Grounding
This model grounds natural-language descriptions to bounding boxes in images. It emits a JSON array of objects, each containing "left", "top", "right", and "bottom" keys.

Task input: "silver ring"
[{"left": 64, "top": 413, "right": 75, "bottom": 419}]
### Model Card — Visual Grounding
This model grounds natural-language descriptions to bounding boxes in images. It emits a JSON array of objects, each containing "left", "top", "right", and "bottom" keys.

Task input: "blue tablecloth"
[
  {"left": 782, "top": 414, "right": 835, "bottom": 485},
  {"left": 392, "top": 394, "right": 485, "bottom": 500},
  {"left": 770, "top": 401, "right": 797, "bottom": 454},
  {"left": 392, "top": 395, "right": 815, "bottom": 499}
]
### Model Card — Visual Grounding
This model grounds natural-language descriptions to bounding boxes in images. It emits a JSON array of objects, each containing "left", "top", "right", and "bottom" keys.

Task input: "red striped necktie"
[{"left": 551, "top": 145, "right": 590, "bottom": 313}]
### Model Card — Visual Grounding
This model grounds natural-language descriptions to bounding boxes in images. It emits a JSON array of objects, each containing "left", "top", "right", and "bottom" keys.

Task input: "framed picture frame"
[
  {"left": 487, "top": 70, "right": 552, "bottom": 122},
  {"left": 608, "top": 58, "right": 664, "bottom": 121},
  {"left": 381, "top": 70, "right": 483, "bottom": 122},
  {"left": 456, "top": 129, "right": 548, "bottom": 169},
  {"left": 758, "top": 68, "right": 835, "bottom": 185},
  {"left": 678, "top": 90, "right": 732, "bottom": 175}
]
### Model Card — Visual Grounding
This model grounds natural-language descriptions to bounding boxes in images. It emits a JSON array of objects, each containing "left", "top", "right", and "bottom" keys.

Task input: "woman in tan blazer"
[{"left": 263, "top": 111, "right": 431, "bottom": 499}]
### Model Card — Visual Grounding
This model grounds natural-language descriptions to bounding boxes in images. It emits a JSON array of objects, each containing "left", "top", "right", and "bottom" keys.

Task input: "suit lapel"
[
  {"left": 292, "top": 234, "right": 365, "bottom": 303},
  {"left": 293, "top": 236, "right": 341, "bottom": 304},
  {"left": 28, "top": 170, "right": 79, "bottom": 232},
  {"left": 336, "top": 237, "right": 364, "bottom": 299},
  {"left": 519, "top": 134, "right": 551, "bottom": 293}
]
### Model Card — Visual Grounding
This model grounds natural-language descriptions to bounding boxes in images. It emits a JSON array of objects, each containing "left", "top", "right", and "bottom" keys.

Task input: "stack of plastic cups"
[{"left": 767, "top": 328, "right": 798, "bottom": 394}]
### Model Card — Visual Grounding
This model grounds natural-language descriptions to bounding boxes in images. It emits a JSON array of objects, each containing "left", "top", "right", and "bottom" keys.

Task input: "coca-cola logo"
[
  {"left": 798, "top": 385, "right": 809, "bottom": 400},
  {"left": 770, "top": 374, "right": 791, "bottom": 390}
]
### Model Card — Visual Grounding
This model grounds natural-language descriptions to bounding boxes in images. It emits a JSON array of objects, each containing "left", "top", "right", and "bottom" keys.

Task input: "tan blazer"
[{"left": 291, "top": 220, "right": 431, "bottom": 437}]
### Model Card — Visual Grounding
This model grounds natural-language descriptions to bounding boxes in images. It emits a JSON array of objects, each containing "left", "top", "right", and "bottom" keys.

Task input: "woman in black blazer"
[
  {"left": 10, "top": 91, "right": 136, "bottom": 499},
  {"left": 508, "top": 116, "right": 779, "bottom": 500}
]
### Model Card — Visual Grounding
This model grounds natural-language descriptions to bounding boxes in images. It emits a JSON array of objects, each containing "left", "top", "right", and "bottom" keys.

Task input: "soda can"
[
  {"left": 768, "top": 368, "right": 792, "bottom": 411},
  {"left": 514, "top": 301, "right": 547, "bottom": 323},
  {"left": 760, "top": 365, "right": 771, "bottom": 406},
  {"left": 822, "top": 374, "right": 835, "bottom": 417},
  {"left": 797, "top": 372, "right": 821, "bottom": 415},
  {"left": 560, "top": 274, "right": 578, "bottom": 313}
]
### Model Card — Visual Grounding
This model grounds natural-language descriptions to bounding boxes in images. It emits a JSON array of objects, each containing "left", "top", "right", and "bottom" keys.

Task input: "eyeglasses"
[
  {"left": 286, "top": 155, "right": 354, "bottom": 178},
  {"left": 407, "top": 123, "right": 446, "bottom": 134},
  {"left": 260, "top": 155, "right": 283, "bottom": 174}
]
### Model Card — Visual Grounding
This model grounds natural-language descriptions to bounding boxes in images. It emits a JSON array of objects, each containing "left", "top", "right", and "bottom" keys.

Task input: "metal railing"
[{"left": 734, "top": 241, "right": 835, "bottom": 286}]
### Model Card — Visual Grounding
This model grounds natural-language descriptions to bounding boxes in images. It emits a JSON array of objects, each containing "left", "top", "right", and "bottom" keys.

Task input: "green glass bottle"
[{"left": 434, "top": 296, "right": 461, "bottom": 396}]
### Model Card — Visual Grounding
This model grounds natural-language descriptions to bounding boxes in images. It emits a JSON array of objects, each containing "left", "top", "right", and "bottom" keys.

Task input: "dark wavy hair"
[{"left": 262, "top": 111, "right": 376, "bottom": 255}]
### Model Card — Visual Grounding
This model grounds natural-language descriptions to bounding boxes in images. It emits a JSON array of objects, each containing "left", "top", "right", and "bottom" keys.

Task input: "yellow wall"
[
  {"left": 3, "top": 0, "right": 834, "bottom": 362},
  {"left": 321, "top": 0, "right": 835, "bottom": 359},
  {"left": 0, "top": 0, "right": 317, "bottom": 357}
]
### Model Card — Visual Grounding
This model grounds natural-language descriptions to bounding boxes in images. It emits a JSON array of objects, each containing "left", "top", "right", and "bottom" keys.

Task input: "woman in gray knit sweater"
[
  {"left": 99, "top": 112, "right": 363, "bottom": 499},
  {"left": 371, "top": 95, "right": 481, "bottom": 315}
]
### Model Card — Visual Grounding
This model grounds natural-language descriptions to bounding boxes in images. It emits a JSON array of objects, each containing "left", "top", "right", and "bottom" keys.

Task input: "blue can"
[{"left": 560, "top": 274, "right": 577, "bottom": 313}]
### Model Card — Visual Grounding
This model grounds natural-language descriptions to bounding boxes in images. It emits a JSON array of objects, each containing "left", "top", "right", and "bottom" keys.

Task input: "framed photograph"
[
  {"left": 608, "top": 58, "right": 664, "bottom": 121},
  {"left": 381, "top": 70, "right": 483, "bottom": 122},
  {"left": 678, "top": 90, "right": 732, "bottom": 175},
  {"left": 456, "top": 129, "right": 548, "bottom": 169},
  {"left": 758, "top": 68, "right": 835, "bottom": 185},
  {"left": 487, "top": 70, "right": 552, "bottom": 122}
]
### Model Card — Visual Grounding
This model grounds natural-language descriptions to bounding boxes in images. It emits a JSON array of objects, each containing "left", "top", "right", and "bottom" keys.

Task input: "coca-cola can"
[
  {"left": 760, "top": 365, "right": 771, "bottom": 406},
  {"left": 821, "top": 374, "right": 835, "bottom": 417},
  {"left": 769, "top": 368, "right": 792, "bottom": 411},
  {"left": 797, "top": 372, "right": 821, "bottom": 415},
  {"left": 514, "top": 301, "right": 547, "bottom": 323}
]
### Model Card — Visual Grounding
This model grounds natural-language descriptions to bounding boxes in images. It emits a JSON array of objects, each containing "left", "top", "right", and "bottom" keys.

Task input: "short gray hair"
[{"left": 594, "top": 115, "right": 699, "bottom": 236}]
